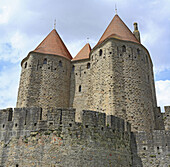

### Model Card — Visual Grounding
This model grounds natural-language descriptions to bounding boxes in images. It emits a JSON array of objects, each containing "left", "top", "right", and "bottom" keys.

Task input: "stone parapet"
[{"left": 0, "top": 107, "right": 132, "bottom": 166}]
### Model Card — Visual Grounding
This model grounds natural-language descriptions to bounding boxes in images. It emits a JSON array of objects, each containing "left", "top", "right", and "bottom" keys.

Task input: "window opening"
[
  {"left": 72, "top": 65, "right": 75, "bottom": 72},
  {"left": 137, "top": 48, "right": 140, "bottom": 55},
  {"left": 87, "top": 63, "right": 90, "bottom": 69},
  {"left": 59, "top": 61, "right": 62, "bottom": 67},
  {"left": 40, "top": 108, "right": 42, "bottom": 120},
  {"left": 122, "top": 45, "right": 126, "bottom": 52},
  {"left": 79, "top": 85, "right": 81, "bottom": 92},
  {"left": 99, "top": 49, "right": 103, "bottom": 56},
  {"left": 43, "top": 58, "right": 47, "bottom": 64},
  {"left": 24, "top": 62, "right": 27, "bottom": 68}
]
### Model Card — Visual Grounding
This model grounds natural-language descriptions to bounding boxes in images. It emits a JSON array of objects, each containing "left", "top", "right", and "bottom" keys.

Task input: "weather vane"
[
  {"left": 54, "top": 19, "right": 56, "bottom": 29},
  {"left": 115, "top": 4, "right": 117, "bottom": 15}
]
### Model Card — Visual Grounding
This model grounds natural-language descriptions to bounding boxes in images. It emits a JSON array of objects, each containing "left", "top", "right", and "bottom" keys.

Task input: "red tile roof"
[
  {"left": 97, "top": 14, "right": 139, "bottom": 45},
  {"left": 72, "top": 43, "right": 91, "bottom": 61},
  {"left": 33, "top": 29, "right": 72, "bottom": 60}
]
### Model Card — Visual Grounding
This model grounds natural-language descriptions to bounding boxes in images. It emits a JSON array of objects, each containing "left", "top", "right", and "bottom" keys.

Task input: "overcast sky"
[{"left": 0, "top": 0, "right": 170, "bottom": 112}]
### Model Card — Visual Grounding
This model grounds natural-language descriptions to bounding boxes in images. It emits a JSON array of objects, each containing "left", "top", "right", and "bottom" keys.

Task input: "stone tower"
[
  {"left": 16, "top": 29, "right": 72, "bottom": 117},
  {"left": 70, "top": 14, "right": 158, "bottom": 132},
  {"left": 17, "top": 14, "right": 158, "bottom": 132}
]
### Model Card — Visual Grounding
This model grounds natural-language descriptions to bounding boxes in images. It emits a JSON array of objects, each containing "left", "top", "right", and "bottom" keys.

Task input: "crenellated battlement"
[
  {"left": 0, "top": 107, "right": 131, "bottom": 143},
  {"left": 0, "top": 107, "right": 133, "bottom": 166}
]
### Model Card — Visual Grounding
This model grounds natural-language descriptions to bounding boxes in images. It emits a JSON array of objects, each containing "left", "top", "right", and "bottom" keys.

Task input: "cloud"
[
  {"left": 155, "top": 80, "right": 170, "bottom": 112},
  {"left": 0, "top": 64, "right": 20, "bottom": 109}
]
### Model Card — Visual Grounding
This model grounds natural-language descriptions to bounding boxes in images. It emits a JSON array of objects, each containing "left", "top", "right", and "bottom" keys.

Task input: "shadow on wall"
[{"left": 131, "top": 132, "right": 143, "bottom": 167}]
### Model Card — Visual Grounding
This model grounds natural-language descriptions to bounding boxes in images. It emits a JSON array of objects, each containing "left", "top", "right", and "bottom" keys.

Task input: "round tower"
[
  {"left": 87, "top": 14, "right": 157, "bottom": 132},
  {"left": 16, "top": 29, "right": 72, "bottom": 118}
]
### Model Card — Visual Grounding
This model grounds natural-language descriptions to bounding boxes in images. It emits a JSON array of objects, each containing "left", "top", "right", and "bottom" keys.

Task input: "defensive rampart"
[{"left": 0, "top": 107, "right": 132, "bottom": 167}]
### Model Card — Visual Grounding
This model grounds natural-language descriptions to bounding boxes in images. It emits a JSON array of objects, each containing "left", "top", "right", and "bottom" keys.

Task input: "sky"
[{"left": 0, "top": 0, "right": 170, "bottom": 112}]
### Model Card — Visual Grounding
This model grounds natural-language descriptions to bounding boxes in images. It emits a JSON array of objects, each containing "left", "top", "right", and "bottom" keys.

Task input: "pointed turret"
[
  {"left": 33, "top": 29, "right": 72, "bottom": 60},
  {"left": 72, "top": 43, "right": 91, "bottom": 61},
  {"left": 97, "top": 14, "right": 140, "bottom": 45}
]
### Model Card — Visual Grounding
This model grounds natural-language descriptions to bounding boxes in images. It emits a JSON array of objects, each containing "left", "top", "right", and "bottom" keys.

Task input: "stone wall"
[
  {"left": 154, "top": 107, "right": 165, "bottom": 130},
  {"left": 0, "top": 107, "right": 132, "bottom": 167},
  {"left": 17, "top": 52, "right": 71, "bottom": 118},
  {"left": 164, "top": 106, "right": 170, "bottom": 131},
  {"left": 134, "top": 130, "right": 170, "bottom": 167}
]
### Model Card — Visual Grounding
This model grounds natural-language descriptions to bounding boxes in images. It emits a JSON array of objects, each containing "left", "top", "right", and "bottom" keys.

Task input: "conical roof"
[
  {"left": 72, "top": 43, "right": 91, "bottom": 61},
  {"left": 33, "top": 29, "right": 72, "bottom": 60},
  {"left": 97, "top": 14, "right": 139, "bottom": 45}
]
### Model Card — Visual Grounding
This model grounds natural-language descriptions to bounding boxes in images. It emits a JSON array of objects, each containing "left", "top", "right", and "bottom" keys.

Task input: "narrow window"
[
  {"left": 72, "top": 65, "right": 75, "bottom": 72},
  {"left": 40, "top": 108, "right": 42, "bottom": 120},
  {"left": 87, "top": 63, "right": 90, "bottom": 69},
  {"left": 99, "top": 49, "right": 103, "bottom": 56},
  {"left": 137, "top": 48, "right": 140, "bottom": 55},
  {"left": 24, "top": 62, "right": 27, "bottom": 68},
  {"left": 79, "top": 85, "right": 81, "bottom": 92},
  {"left": 16, "top": 164, "right": 19, "bottom": 167},
  {"left": 43, "top": 58, "right": 47, "bottom": 64},
  {"left": 59, "top": 60, "right": 62, "bottom": 67},
  {"left": 145, "top": 55, "right": 148, "bottom": 63},
  {"left": 122, "top": 45, "right": 126, "bottom": 52}
]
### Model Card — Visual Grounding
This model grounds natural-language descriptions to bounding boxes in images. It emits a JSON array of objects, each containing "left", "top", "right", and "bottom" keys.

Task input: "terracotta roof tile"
[
  {"left": 72, "top": 43, "right": 91, "bottom": 61},
  {"left": 97, "top": 14, "right": 139, "bottom": 45},
  {"left": 33, "top": 29, "right": 72, "bottom": 60}
]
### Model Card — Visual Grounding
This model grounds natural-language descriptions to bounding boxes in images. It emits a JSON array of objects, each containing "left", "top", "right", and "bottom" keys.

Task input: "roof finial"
[
  {"left": 54, "top": 19, "right": 56, "bottom": 29},
  {"left": 87, "top": 37, "right": 90, "bottom": 43},
  {"left": 115, "top": 4, "right": 118, "bottom": 15}
]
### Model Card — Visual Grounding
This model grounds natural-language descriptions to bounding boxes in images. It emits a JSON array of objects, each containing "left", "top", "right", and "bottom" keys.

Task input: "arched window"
[
  {"left": 24, "top": 62, "right": 27, "bottom": 68},
  {"left": 99, "top": 49, "right": 103, "bottom": 56},
  {"left": 59, "top": 60, "right": 62, "bottom": 67},
  {"left": 43, "top": 58, "right": 47, "bottom": 64},
  {"left": 87, "top": 63, "right": 90, "bottom": 69},
  {"left": 72, "top": 65, "right": 75, "bottom": 72},
  {"left": 79, "top": 85, "right": 81, "bottom": 92},
  {"left": 122, "top": 45, "right": 126, "bottom": 52}
]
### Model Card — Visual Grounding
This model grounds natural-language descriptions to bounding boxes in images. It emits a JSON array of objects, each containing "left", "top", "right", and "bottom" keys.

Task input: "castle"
[{"left": 0, "top": 13, "right": 169, "bottom": 167}]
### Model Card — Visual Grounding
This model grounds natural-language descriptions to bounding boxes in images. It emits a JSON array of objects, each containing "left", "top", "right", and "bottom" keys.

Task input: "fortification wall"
[
  {"left": 154, "top": 107, "right": 165, "bottom": 130},
  {"left": 77, "top": 38, "right": 157, "bottom": 132},
  {"left": 17, "top": 53, "right": 71, "bottom": 118},
  {"left": 0, "top": 107, "right": 132, "bottom": 167},
  {"left": 164, "top": 106, "right": 170, "bottom": 130},
  {"left": 134, "top": 130, "right": 170, "bottom": 167}
]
